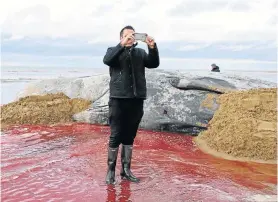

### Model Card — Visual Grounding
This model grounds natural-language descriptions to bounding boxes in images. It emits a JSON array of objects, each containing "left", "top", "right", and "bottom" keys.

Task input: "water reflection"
[
  {"left": 106, "top": 184, "right": 117, "bottom": 202},
  {"left": 106, "top": 181, "right": 132, "bottom": 202},
  {"left": 1, "top": 123, "right": 277, "bottom": 202}
]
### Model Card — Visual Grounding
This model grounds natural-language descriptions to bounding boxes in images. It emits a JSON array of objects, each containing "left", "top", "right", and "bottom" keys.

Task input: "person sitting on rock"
[
  {"left": 211, "top": 64, "right": 220, "bottom": 72},
  {"left": 103, "top": 25, "right": 160, "bottom": 185}
]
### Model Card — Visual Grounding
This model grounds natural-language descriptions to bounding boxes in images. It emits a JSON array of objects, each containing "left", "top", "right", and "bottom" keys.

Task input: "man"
[
  {"left": 103, "top": 25, "right": 160, "bottom": 185},
  {"left": 211, "top": 63, "right": 220, "bottom": 72}
]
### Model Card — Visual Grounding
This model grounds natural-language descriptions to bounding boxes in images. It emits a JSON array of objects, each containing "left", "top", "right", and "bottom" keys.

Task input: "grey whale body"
[
  {"left": 18, "top": 69, "right": 276, "bottom": 135},
  {"left": 72, "top": 70, "right": 274, "bottom": 135}
]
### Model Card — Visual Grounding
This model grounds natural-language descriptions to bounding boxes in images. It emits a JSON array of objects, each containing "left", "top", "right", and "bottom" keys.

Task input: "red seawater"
[{"left": 1, "top": 123, "right": 277, "bottom": 202}]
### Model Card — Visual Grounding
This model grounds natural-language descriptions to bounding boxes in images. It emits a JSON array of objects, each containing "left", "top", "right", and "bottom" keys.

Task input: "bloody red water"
[{"left": 1, "top": 123, "right": 277, "bottom": 202}]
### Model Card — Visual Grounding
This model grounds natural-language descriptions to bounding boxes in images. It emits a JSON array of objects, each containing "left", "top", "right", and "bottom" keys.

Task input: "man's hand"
[
  {"left": 145, "top": 35, "right": 155, "bottom": 49},
  {"left": 120, "top": 33, "right": 135, "bottom": 47}
]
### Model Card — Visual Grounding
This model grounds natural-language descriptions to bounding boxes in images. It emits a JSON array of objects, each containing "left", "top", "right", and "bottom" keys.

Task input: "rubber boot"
[
  {"left": 105, "top": 147, "right": 119, "bottom": 185},
  {"left": 120, "top": 145, "right": 140, "bottom": 183}
]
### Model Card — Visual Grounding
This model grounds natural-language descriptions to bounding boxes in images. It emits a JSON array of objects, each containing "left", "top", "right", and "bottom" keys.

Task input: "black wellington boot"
[
  {"left": 105, "top": 147, "right": 119, "bottom": 185},
  {"left": 120, "top": 145, "right": 140, "bottom": 183}
]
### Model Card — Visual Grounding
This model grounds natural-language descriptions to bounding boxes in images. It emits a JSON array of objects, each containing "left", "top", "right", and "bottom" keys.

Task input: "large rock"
[{"left": 17, "top": 69, "right": 276, "bottom": 135}]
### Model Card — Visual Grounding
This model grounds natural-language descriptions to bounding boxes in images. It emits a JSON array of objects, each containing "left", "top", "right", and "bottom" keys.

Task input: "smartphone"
[{"left": 133, "top": 33, "right": 147, "bottom": 41}]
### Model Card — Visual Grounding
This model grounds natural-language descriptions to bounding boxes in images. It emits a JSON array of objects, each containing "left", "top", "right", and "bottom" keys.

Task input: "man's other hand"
[{"left": 145, "top": 36, "right": 155, "bottom": 48}]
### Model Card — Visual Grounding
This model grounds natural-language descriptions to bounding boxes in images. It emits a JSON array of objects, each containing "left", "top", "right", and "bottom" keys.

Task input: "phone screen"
[{"left": 134, "top": 33, "right": 147, "bottom": 41}]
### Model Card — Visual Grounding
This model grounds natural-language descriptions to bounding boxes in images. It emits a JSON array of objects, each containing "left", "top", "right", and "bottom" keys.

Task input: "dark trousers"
[{"left": 108, "top": 98, "right": 144, "bottom": 148}]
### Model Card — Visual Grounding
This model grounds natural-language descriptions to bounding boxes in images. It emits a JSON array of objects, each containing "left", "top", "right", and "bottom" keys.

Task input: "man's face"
[{"left": 121, "top": 29, "right": 135, "bottom": 47}]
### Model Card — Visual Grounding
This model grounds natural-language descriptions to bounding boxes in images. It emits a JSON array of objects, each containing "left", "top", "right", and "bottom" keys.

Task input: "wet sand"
[
  {"left": 1, "top": 93, "right": 91, "bottom": 125},
  {"left": 196, "top": 88, "right": 277, "bottom": 162},
  {"left": 194, "top": 137, "right": 277, "bottom": 164}
]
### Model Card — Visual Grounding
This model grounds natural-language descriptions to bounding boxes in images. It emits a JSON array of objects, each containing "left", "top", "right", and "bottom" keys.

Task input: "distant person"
[
  {"left": 103, "top": 25, "right": 160, "bottom": 184},
  {"left": 211, "top": 64, "right": 220, "bottom": 72}
]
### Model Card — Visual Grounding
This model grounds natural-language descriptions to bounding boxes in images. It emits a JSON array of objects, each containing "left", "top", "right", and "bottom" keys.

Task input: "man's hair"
[{"left": 120, "top": 25, "right": 135, "bottom": 37}]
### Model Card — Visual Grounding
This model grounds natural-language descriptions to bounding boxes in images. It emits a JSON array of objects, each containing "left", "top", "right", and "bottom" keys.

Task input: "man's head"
[{"left": 120, "top": 25, "right": 135, "bottom": 47}]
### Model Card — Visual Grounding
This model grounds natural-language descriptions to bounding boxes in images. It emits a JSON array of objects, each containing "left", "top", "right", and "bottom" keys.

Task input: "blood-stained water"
[{"left": 1, "top": 123, "right": 277, "bottom": 202}]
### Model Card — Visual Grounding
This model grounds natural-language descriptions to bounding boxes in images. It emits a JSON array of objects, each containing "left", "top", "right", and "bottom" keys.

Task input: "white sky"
[{"left": 0, "top": 0, "right": 277, "bottom": 45}]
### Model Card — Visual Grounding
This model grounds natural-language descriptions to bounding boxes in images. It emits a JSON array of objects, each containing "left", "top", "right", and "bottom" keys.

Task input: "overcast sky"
[{"left": 1, "top": 0, "right": 277, "bottom": 69}]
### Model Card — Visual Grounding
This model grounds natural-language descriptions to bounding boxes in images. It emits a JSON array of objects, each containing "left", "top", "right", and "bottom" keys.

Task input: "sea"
[{"left": 1, "top": 65, "right": 277, "bottom": 105}]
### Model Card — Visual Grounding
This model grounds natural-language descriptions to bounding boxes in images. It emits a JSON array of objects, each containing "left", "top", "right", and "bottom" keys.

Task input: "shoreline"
[{"left": 193, "top": 137, "right": 277, "bottom": 165}]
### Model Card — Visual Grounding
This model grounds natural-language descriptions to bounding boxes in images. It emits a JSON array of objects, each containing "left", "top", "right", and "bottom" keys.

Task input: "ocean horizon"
[{"left": 1, "top": 64, "right": 277, "bottom": 105}]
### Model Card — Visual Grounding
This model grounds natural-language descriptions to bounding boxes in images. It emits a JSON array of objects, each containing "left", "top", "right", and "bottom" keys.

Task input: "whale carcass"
[{"left": 17, "top": 69, "right": 276, "bottom": 135}]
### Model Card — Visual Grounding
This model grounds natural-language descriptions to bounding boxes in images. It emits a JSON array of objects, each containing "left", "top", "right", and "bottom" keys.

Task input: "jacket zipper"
[{"left": 129, "top": 49, "right": 137, "bottom": 97}]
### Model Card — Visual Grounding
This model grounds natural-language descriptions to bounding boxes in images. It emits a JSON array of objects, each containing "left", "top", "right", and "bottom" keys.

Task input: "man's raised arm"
[{"left": 144, "top": 43, "right": 160, "bottom": 69}]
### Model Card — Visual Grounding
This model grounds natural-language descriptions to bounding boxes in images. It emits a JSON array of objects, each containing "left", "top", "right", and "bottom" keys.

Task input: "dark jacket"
[
  {"left": 103, "top": 42, "right": 160, "bottom": 99},
  {"left": 211, "top": 66, "right": 220, "bottom": 72}
]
